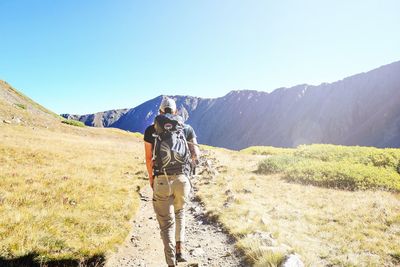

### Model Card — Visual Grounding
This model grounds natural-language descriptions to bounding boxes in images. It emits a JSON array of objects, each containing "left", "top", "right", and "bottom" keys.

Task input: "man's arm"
[
  {"left": 144, "top": 142, "right": 154, "bottom": 189},
  {"left": 188, "top": 137, "right": 200, "bottom": 164}
]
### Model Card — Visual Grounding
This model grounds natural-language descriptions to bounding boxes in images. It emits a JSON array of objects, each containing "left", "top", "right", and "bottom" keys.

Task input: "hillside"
[
  {"left": 0, "top": 82, "right": 147, "bottom": 265},
  {"left": 0, "top": 80, "right": 61, "bottom": 127},
  {"left": 63, "top": 60, "right": 400, "bottom": 149}
]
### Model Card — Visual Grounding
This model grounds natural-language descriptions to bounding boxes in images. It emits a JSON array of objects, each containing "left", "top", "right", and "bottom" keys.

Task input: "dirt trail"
[{"left": 106, "top": 179, "right": 246, "bottom": 267}]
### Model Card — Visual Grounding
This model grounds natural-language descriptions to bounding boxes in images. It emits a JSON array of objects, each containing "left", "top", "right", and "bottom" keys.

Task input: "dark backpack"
[{"left": 153, "top": 114, "right": 191, "bottom": 175}]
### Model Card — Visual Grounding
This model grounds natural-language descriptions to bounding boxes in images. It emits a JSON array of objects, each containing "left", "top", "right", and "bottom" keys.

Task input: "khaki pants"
[{"left": 153, "top": 174, "right": 191, "bottom": 266}]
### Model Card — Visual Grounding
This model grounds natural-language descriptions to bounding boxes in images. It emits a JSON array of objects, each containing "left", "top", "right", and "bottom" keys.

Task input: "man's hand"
[
  {"left": 145, "top": 142, "right": 154, "bottom": 190},
  {"left": 191, "top": 158, "right": 199, "bottom": 168},
  {"left": 150, "top": 177, "right": 154, "bottom": 190},
  {"left": 188, "top": 138, "right": 201, "bottom": 164}
]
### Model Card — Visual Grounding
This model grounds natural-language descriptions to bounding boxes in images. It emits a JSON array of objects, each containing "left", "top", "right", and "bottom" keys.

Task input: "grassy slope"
[
  {"left": 0, "top": 123, "right": 146, "bottom": 264},
  {"left": 197, "top": 147, "right": 400, "bottom": 266},
  {"left": 0, "top": 81, "right": 149, "bottom": 264},
  {"left": 0, "top": 80, "right": 60, "bottom": 119}
]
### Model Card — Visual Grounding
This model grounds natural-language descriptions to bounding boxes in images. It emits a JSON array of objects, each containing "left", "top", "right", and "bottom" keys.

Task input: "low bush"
[
  {"left": 62, "top": 119, "right": 85, "bottom": 127},
  {"left": 14, "top": 103, "right": 27, "bottom": 109},
  {"left": 294, "top": 144, "right": 400, "bottom": 171},
  {"left": 257, "top": 155, "right": 303, "bottom": 174},
  {"left": 284, "top": 160, "right": 400, "bottom": 191},
  {"left": 257, "top": 145, "right": 400, "bottom": 192},
  {"left": 241, "top": 146, "right": 294, "bottom": 156}
]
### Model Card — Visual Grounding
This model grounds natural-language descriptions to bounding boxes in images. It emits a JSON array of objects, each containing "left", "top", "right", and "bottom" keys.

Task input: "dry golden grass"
[
  {"left": 0, "top": 123, "right": 146, "bottom": 264},
  {"left": 196, "top": 148, "right": 400, "bottom": 266}
]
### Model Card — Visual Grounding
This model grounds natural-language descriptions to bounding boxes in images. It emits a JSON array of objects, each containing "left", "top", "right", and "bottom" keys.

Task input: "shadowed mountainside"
[{"left": 62, "top": 60, "right": 400, "bottom": 149}]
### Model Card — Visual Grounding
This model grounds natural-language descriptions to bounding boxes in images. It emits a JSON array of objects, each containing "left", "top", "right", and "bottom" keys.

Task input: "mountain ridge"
[{"left": 62, "top": 60, "right": 400, "bottom": 149}]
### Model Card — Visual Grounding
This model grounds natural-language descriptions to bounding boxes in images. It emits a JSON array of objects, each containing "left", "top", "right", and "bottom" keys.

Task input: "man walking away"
[{"left": 144, "top": 97, "right": 200, "bottom": 267}]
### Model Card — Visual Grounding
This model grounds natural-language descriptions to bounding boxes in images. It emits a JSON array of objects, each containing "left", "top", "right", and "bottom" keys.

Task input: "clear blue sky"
[{"left": 0, "top": 0, "right": 399, "bottom": 114}]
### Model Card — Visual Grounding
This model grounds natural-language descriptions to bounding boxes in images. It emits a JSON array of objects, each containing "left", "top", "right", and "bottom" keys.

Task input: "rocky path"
[{"left": 105, "top": 180, "right": 246, "bottom": 267}]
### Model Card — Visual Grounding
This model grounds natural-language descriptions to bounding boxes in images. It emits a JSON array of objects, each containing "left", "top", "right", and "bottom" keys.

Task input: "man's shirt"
[{"left": 144, "top": 124, "right": 197, "bottom": 145}]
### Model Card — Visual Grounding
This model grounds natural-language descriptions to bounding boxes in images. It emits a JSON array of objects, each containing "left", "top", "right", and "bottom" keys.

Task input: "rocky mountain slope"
[
  {"left": 63, "top": 108, "right": 129, "bottom": 127},
  {"left": 62, "top": 60, "right": 400, "bottom": 149}
]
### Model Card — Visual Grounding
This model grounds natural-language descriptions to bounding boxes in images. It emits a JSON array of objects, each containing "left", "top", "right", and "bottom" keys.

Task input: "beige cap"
[{"left": 159, "top": 97, "right": 177, "bottom": 113}]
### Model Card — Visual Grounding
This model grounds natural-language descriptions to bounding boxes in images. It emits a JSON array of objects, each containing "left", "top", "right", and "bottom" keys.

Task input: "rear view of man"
[{"left": 144, "top": 97, "right": 200, "bottom": 267}]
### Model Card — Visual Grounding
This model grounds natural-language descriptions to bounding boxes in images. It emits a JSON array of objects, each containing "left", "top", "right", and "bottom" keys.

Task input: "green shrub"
[
  {"left": 285, "top": 160, "right": 400, "bottom": 191},
  {"left": 294, "top": 144, "right": 400, "bottom": 171},
  {"left": 15, "top": 103, "right": 27, "bottom": 109},
  {"left": 61, "top": 119, "right": 85, "bottom": 127},
  {"left": 257, "top": 155, "right": 303, "bottom": 174},
  {"left": 241, "top": 146, "right": 294, "bottom": 156},
  {"left": 257, "top": 144, "right": 400, "bottom": 192}
]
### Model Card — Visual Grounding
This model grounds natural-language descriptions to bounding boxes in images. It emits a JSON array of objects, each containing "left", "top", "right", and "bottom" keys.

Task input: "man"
[{"left": 144, "top": 97, "right": 200, "bottom": 267}]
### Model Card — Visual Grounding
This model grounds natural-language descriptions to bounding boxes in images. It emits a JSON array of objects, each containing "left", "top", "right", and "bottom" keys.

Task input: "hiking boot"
[{"left": 176, "top": 252, "right": 188, "bottom": 263}]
